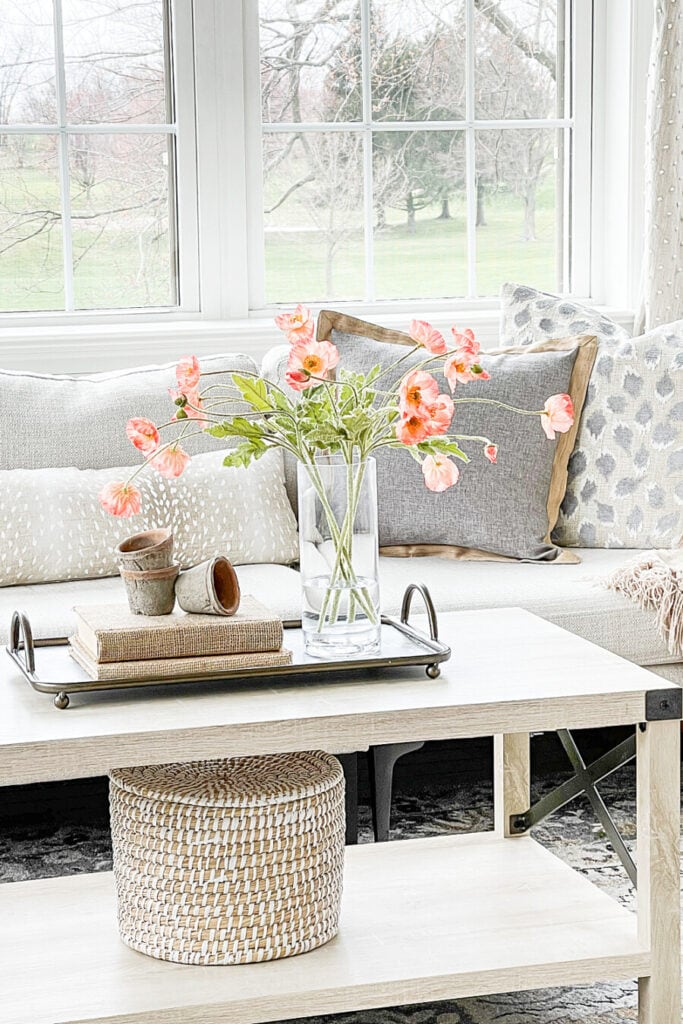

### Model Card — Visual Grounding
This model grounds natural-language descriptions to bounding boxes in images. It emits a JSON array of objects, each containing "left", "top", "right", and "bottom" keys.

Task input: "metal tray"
[{"left": 7, "top": 583, "right": 451, "bottom": 709}]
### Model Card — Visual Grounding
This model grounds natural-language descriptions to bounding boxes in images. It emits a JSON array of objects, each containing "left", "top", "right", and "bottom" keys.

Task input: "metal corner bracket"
[{"left": 645, "top": 688, "right": 682, "bottom": 721}]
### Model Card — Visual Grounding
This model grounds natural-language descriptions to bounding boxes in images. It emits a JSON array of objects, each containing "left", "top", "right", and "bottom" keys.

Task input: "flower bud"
[
  {"left": 175, "top": 409, "right": 188, "bottom": 419},
  {"left": 174, "top": 394, "right": 187, "bottom": 407}
]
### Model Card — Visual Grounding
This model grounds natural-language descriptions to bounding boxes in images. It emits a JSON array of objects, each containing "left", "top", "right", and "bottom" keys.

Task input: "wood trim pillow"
[
  {"left": 0, "top": 449, "right": 299, "bottom": 587},
  {"left": 317, "top": 311, "right": 597, "bottom": 563}
]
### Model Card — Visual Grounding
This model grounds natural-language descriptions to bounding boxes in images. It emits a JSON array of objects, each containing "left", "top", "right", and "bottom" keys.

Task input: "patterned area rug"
[{"left": 0, "top": 762, "right": 671, "bottom": 1024}]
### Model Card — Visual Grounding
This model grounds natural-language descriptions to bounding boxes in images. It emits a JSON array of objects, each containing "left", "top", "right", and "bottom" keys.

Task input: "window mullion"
[
  {"left": 465, "top": 0, "right": 477, "bottom": 299},
  {"left": 52, "top": 0, "right": 74, "bottom": 312},
  {"left": 171, "top": 0, "right": 199, "bottom": 312},
  {"left": 360, "top": 0, "right": 375, "bottom": 303}
]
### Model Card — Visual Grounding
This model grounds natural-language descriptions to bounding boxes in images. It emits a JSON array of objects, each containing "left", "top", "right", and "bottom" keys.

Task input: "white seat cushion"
[
  {"left": 0, "top": 565, "right": 303, "bottom": 647},
  {"left": 377, "top": 548, "right": 679, "bottom": 667},
  {"left": 0, "top": 550, "right": 678, "bottom": 670}
]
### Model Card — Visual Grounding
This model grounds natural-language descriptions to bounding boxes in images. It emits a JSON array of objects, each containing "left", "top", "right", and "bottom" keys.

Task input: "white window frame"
[
  {"left": 0, "top": 0, "right": 200, "bottom": 327},
  {"left": 0, "top": 0, "right": 651, "bottom": 369},
  {"left": 244, "top": 0, "right": 593, "bottom": 313}
]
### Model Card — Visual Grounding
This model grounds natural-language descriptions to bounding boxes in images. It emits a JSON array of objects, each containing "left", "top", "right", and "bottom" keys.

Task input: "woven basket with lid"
[{"left": 109, "top": 750, "right": 345, "bottom": 965}]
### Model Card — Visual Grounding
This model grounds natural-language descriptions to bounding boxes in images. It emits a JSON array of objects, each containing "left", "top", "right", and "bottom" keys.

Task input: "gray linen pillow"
[
  {"left": 0, "top": 352, "right": 258, "bottom": 471},
  {"left": 318, "top": 314, "right": 596, "bottom": 562}
]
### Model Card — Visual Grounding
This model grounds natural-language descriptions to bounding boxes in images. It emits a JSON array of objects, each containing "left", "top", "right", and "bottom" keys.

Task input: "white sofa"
[
  {"left": 0, "top": 549, "right": 679, "bottom": 686},
  {"left": 0, "top": 350, "right": 679, "bottom": 841}
]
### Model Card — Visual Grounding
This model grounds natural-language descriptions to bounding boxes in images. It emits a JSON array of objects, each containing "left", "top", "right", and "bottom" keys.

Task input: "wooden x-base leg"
[{"left": 637, "top": 720, "right": 681, "bottom": 1023}]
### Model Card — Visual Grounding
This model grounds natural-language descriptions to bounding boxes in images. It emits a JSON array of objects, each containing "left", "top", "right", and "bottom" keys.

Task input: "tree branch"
[{"left": 473, "top": 0, "right": 557, "bottom": 80}]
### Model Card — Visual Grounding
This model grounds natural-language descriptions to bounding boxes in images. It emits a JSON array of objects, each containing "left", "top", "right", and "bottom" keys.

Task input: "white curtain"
[{"left": 636, "top": 0, "right": 683, "bottom": 333}]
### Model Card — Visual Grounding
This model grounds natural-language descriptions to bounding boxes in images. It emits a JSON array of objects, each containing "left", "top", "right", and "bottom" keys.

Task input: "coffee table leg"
[
  {"left": 637, "top": 719, "right": 681, "bottom": 1023},
  {"left": 494, "top": 733, "right": 530, "bottom": 837}
]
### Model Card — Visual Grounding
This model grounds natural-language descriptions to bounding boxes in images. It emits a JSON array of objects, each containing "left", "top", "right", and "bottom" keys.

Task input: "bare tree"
[{"left": 0, "top": 0, "right": 173, "bottom": 310}]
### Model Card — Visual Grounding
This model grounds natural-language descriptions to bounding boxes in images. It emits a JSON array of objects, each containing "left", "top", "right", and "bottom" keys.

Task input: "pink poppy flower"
[
  {"left": 151, "top": 445, "right": 191, "bottom": 478},
  {"left": 423, "top": 394, "right": 454, "bottom": 436},
  {"left": 541, "top": 393, "right": 574, "bottom": 440},
  {"left": 284, "top": 368, "right": 313, "bottom": 390},
  {"left": 98, "top": 481, "right": 142, "bottom": 518},
  {"left": 275, "top": 304, "right": 315, "bottom": 344},
  {"left": 422, "top": 455, "right": 460, "bottom": 492},
  {"left": 176, "top": 355, "right": 201, "bottom": 391},
  {"left": 125, "top": 417, "right": 160, "bottom": 454},
  {"left": 409, "top": 319, "right": 447, "bottom": 355},
  {"left": 444, "top": 329, "right": 490, "bottom": 392},
  {"left": 285, "top": 339, "right": 339, "bottom": 390},
  {"left": 399, "top": 370, "right": 440, "bottom": 415},
  {"left": 181, "top": 387, "right": 208, "bottom": 427},
  {"left": 484, "top": 443, "right": 498, "bottom": 463},
  {"left": 395, "top": 413, "right": 431, "bottom": 446}
]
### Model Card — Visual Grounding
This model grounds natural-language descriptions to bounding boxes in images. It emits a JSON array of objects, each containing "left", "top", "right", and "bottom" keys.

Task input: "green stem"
[{"left": 305, "top": 456, "right": 378, "bottom": 632}]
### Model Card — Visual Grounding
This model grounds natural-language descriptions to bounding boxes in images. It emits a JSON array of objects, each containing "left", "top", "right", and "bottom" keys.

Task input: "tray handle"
[
  {"left": 10, "top": 610, "right": 36, "bottom": 675},
  {"left": 400, "top": 584, "right": 439, "bottom": 642}
]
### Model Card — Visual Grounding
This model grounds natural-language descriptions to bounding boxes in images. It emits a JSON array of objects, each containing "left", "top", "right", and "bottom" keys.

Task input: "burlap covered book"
[
  {"left": 68, "top": 635, "right": 292, "bottom": 682},
  {"left": 72, "top": 597, "right": 284, "bottom": 663}
]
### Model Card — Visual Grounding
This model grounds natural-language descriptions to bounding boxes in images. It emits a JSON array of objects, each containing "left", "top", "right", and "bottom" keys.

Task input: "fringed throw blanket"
[{"left": 605, "top": 550, "right": 683, "bottom": 657}]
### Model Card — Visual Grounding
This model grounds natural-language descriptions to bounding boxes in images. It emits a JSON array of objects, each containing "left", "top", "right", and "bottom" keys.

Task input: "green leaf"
[
  {"left": 416, "top": 438, "right": 470, "bottom": 462},
  {"left": 222, "top": 438, "right": 268, "bottom": 468},
  {"left": 223, "top": 444, "right": 253, "bottom": 468},
  {"left": 206, "top": 422, "right": 236, "bottom": 438},
  {"left": 207, "top": 417, "right": 267, "bottom": 441},
  {"left": 270, "top": 388, "right": 294, "bottom": 413},
  {"left": 363, "top": 364, "right": 382, "bottom": 387},
  {"left": 231, "top": 373, "right": 272, "bottom": 412}
]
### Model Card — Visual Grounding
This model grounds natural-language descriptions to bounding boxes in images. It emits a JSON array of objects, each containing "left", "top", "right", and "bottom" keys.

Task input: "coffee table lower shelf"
[{"left": 2, "top": 833, "right": 648, "bottom": 1024}]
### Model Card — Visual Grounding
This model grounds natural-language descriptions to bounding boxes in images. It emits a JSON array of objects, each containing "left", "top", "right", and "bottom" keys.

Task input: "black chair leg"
[
  {"left": 337, "top": 752, "right": 359, "bottom": 845},
  {"left": 369, "top": 741, "right": 424, "bottom": 842}
]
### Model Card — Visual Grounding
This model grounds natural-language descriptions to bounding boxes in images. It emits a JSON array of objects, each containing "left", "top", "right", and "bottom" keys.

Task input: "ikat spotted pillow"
[{"left": 499, "top": 283, "right": 683, "bottom": 548}]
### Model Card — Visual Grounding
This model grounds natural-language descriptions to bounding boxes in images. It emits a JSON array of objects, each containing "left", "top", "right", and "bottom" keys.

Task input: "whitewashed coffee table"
[{"left": 0, "top": 608, "right": 680, "bottom": 1024}]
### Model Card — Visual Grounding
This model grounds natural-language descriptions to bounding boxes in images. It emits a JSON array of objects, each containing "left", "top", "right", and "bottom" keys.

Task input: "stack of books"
[{"left": 68, "top": 597, "right": 292, "bottom": 682}]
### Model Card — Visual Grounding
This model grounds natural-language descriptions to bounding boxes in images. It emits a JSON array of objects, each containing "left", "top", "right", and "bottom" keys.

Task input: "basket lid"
[{"left": 109, "top": 751, "right": 342, "bottom": 809}]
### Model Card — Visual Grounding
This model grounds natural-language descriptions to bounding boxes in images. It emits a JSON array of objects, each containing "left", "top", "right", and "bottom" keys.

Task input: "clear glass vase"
[{"left": 297, "top": 454, "right": 381, "bottom": 658}]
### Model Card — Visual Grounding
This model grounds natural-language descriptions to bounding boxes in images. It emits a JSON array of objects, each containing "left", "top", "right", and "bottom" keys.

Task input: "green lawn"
[
  {"left": 265, "top": 189, "right": 557, "bottom": 303},
  {"left": 1, "top": 160, "right": 558, "bottom": 312},
  {"left": 0, "top": 160, "right": 174, "bottom": 312}
]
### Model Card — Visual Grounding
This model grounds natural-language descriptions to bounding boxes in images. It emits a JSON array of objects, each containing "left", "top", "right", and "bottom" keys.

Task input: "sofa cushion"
[
  {"left": 0, "top": 564, "right": 303, "bottom": 646},
  {"left": 375, "top": 548, "right": 678, "bottom": 666},
  {"left": 0, "top": 449, "right": 299, "bottom": 586},
  {"left": 1, "top": 550, "right": 677, "bottom": 669},
  {"left": 499, "top": 283, "right": 683, "bottom": 549},
  {"left": 0, "top": 352, "right": 258, "bottom": 471},
  {"left": 318, "top": 312, "right": 596, "bottom": 562}
]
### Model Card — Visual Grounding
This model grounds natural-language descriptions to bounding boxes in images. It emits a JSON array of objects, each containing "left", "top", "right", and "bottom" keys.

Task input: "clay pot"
[
  {"left": 116, "top": 528, "right": 173, "bottom": 572},
  {"left": 175, "top": 557, "right": 241, "bottom": 616},
  {"left": 120, "top": 564, "right": 179, "bottom": 616}
]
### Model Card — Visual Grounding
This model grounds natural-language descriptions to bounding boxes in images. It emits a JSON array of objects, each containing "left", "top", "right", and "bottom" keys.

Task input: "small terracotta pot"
[
  {"left": 116, "top": 528, "right": 173, "bottom": 572},
  {"left": 175, "top": 557, "right": 241, "bottom": 616},
  {"left": 120, "top": 563, "right": 179, "bottom": 616}
]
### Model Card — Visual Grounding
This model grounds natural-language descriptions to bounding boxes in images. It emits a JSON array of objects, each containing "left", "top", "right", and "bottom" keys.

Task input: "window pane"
[
  {"left": 370, "top": 1, "right": 465, "bottom": 121},
  {"left": 373, "top": 130, "right": 466, "bottom": 299},
  {"left": 475, "top": 127, "right": 559, "bottom": 296},
  {"left": 474, "top": 0, "right": 559, "bottom": 119},
  {"left": 62, "top": 0, "right": 169, "bottom": 124},
  {"left": 0, "top": 135, "right": 63, "bottom": 310},
  {"left": 263, "top": 131, "right": 364, "bottom": 302},
  {"left": 0, "top": 1, "right": 56, "bottom": 124},
  {"left": 70, "top": 133, "right": 176, "bottom": 309},
  {"left": 259, "top": 0, "right": 361, "bottom": 124}
]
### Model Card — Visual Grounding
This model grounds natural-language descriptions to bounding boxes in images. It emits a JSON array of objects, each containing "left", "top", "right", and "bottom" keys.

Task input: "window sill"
[{"left": 0, "top": 305, "right": 636, "bottom": 374}]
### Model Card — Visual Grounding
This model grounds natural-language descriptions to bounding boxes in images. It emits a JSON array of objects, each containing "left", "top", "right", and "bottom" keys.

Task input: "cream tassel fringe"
[{"left": 605, "top": 551, "right": 683, "bottom": 657}]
